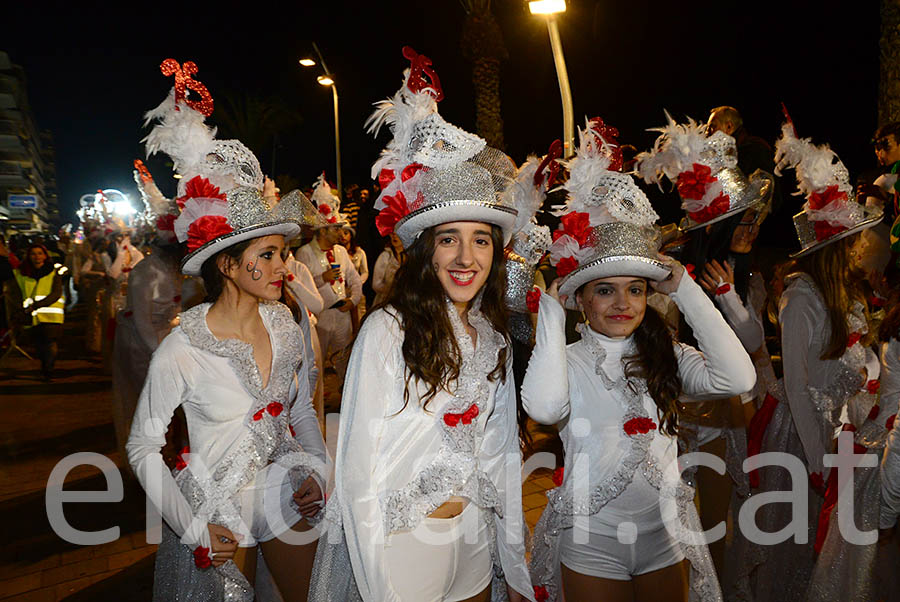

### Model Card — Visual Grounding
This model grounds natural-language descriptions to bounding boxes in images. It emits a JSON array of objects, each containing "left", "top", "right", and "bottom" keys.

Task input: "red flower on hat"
[
  {"left": 813, "top": 221, "right": 848, "bottom": 242},
  {"left": 319, "top": 204, "right": 332, "bottom": 216},
  {"left": 156, "top": 213, "right": 177, "bottom": 232},
  {"left": 187, "top": 215, "right": 233, "bottom": 252},
  {"left": 676, "top": 164, "right": 717, "bottom": 201},
  {"left": 556, "top": 212, "right": 592, "bottom": 246},
  {"left": 688, "top": 192, "right": 730, "bottom": 224},
  {"left": 526, "top": 287, "right": 541, "bottom": 313},
  {"left": 808, "top": 185, "right": 847, "bottom": 211},
  {"left": 193, "top": 546, "right": 212, "bottom": 569},
  {"left": 375, "top": 191, "right": 411, "bottom": 237},
  {"left": 176, "top": 176, "right": 225, "bottom": 209},
  {"left": 552, "top": 466, "right": 564, "bottom": 487},
  {"left": 623, "top": 417, "right": 657, "bottom": 436},
  {"left": 555, "top": 256, "right": 578, "bottom": 278}
]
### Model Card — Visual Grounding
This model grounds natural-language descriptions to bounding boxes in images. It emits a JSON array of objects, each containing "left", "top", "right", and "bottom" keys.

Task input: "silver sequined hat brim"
[
  {"left": 558, "top": 256, "right": 671, "bottom": 310},
  {"left": 394, "top": 201, "right": 518, "bottom": 248},
  {"left": 789, "top": 206, "right": 883, "bottom": 258},
  {"left": 680, "top": 169, "right": 775, "bottom": 232},
  {"left": 180, "top": 222, "right": 301, "bottom": 276}
]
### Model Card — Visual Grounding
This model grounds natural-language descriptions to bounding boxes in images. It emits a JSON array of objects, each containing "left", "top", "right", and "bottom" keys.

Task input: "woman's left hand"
[
  {"left": 699, "top": 259, "right": 734, "bottom": 295},
  {"left": 649, "top": 254, "right": 684, "bottom": 296},
  {"left": 547, "top": 278, "right": 566, "bottom": 309},
  {"left": 292, "top": 476, "right": 324, "bottom": 518}
]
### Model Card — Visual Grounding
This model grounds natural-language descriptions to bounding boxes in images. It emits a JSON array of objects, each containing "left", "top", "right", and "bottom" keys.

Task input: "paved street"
[{"left": 0, "top": 307, "right": 561, "bottom": 601}]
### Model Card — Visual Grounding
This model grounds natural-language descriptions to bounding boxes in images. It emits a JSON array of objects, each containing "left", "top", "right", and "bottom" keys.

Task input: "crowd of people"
[{"left": 5, "top": 47, "right": 900, "bottom": 602}]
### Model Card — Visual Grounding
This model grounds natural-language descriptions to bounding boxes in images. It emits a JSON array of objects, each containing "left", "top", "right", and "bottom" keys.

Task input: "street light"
[
  {"left": 300, "top": 43, "right": 342, "bottom": 196},
  {"left": 529, "top": 0, "right": 574, "bottom": 157}
]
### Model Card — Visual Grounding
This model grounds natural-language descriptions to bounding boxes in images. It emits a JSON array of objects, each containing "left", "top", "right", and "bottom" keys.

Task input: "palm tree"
[
  {"left": 880, "top": 0, "right": 900, "bottom": 126},
  {"left": 460, "top": 0, "right": 509, "bottom": 150},
  {"left": 214, "top": 93, "right": 304, "bottom": 174}
]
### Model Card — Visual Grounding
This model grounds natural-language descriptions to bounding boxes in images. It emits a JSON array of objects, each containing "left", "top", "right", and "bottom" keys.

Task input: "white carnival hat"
[
  {"left": 774, "top": 119, "right": 882, "bottom": 258},
  {"left": 549, "top": 118, "right": 670, "bottom": 309},
  {"left": 366, "top": 46, "right": 517, "bottom": 247},
  {"left": 309, "top": 172, "right": 351, "bottom": 230},
  {"left": 141, "top": 58, "right": 323, "bottom": 275},
  {"left": 637, "top": 111, "right": 774, "bottom": 232},
  {"left": 503, "top": 140, "right": 559, "bottom": 315}
]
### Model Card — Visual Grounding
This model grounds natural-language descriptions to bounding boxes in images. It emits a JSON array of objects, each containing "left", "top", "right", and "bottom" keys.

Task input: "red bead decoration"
[
  {"left": 402, "top": 47, "right": 443, "bottom": 101},
  {"left": 552, "top": 466, "right": 564, "bottom": 487},
  {"left": 160, "top": 58, "right": 214, "bottom": 117}
]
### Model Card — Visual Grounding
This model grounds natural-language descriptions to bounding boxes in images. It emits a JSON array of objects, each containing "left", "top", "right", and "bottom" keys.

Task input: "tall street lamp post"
[
  {"left": 300, "top": 42, "right": 342, "bottom": 195},
  {"left": 529, "top": 0, "right": 574, "bottom": 158}
]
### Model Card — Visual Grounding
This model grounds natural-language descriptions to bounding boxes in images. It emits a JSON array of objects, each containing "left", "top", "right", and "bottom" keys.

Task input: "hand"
[
  {"left": 207, "top": 523, "right": 241, "bottom": 567},
  {"left": 337, "top": 299, "right": 354, "bottom": 313},
  {"left": 322, "top": 266, "right": 341, "bottom": 284},
  {"left": 546, "top": 278, "right": 567, "bottom": 309},
  {"left": 699, "top": 259, "right": 734, "bottom": 295},
  {"left": 292, "top": 476, "right": 324, "bottom": 518},
  {"left": 649, "top": 254, "right": 685, "bottom": 295},
  {"left": 506, "top": 583, "right": 527, "bottom": 602}
]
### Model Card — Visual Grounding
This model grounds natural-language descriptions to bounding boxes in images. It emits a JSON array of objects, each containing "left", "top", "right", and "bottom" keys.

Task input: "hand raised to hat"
[
  {"left": 649, "top": 254, "right": 684, "bottom": 296},
  {"left": 546, "top": 277, "right": 567, "bottom": 309}
]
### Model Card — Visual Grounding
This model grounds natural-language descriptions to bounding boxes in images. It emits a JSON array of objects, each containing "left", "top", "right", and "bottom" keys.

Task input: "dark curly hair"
[{"left": 377, "top": 224, "right": 510, "bottom": 410}]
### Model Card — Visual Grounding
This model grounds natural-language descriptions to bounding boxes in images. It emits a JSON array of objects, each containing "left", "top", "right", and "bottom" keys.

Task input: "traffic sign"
[{"left": 8, "top": 194, "right": 37, "bottom": 209}]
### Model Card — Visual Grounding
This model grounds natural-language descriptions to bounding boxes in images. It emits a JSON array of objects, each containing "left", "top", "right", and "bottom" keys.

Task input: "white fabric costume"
[
  {"left": 285, "top": 252, "right": 325, "bottom": 322},
  {"left": 296, "top": 240, "right": 361, "bottom": 378},
  {"left": 881, "top": 338, "right": 900, "bottom": 525},
  {"left": 127, "top": 301, "right": 327, "bottom": 601},
  {"left": 309, "top": 299, "right": 535, "bottom": 602},
  {"left": 806, "top": 336, "right": 899, "bottom": 602},
  {"left": 749, "top": 274, "right": 869, "bottom": 602},
  {"left": 372, "top": 249, "right": 401, "bottom": 306},
  {"left": 112, "top": 249, "right": 184, "bottom": 458},
  {"left": 523, "top": 275, "right": 756, "bottom": 602}
]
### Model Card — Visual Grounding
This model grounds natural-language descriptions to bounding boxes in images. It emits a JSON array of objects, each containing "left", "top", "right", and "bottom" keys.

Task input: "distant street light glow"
[
  {"left": 299, "top": 58, "right": 316, "bottom": 67},
  {"left": 529, "top": 0, "right": 566, "bottom": 14},
  {"left": 317, "top": 75, "right": 334, "bottom": 86}
]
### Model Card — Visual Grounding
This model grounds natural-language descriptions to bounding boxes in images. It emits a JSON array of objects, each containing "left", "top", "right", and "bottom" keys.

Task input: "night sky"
[{"left": 3, "top": 1, "right": 880, "bottom": 225}]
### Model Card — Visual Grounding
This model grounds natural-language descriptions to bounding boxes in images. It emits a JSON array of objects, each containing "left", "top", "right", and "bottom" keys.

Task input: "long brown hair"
[
  {"left": 794, "top": 236, "right": 863, "bottom": 360},
  {"left": 624, "top": 306, "right": 683, "bottom": 436},
  {"left": 377, "top": 224, "right": 510, "bottom": 410}
]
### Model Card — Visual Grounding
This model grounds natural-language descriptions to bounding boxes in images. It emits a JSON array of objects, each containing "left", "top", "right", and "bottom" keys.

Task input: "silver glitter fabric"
[
  {"left": 226, "top": 187, "right": 325, "bottom": 231},
  {"left": 679, "top": 167, "right": 775, "bottom": 232},
  {"left": 152, "top": 302, "right": 323, "bottom": 602},
  {"left": 699, "top": 131, "right": 739, "bottom": 173},
  {"left": 204, "top": 139, "right": 264, "bottom": 191},
  {"left": 791, "top": 201, "right": 881, "bottom": 258},
  {"left": 505, "top": 256, "right": 537, "bottom": 314},
  {"left": 557, "top": 222, "right": 669, "bottom": 306},
  {"left": 529, "top": 331, "right": 723, "bottom": 602}
]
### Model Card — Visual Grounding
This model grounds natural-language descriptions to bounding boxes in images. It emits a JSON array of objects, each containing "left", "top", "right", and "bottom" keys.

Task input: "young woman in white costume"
[
  {"left": 126, "top": 59, "right": 327, "bottom": 602},
  {"left": 310, "top": 48, "right": 534, "bottom": 602},
  {"left": 524, "top": 118, "right": 756, "bottom": 602}
]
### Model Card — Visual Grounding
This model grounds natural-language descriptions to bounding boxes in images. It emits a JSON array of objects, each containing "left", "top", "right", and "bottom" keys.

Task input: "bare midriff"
[{"left": 427, "top": 495, "right": 468, "bottom": 519}]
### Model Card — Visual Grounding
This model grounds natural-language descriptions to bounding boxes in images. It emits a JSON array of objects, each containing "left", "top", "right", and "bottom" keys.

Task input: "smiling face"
[
  {"left": 431, "top": 221, "right": 494, "bottom": 312},
  {"left": 577, "top": 276, "right": 648, "bottom": 338},
  {"left": 222, "top": 234, "right": 288, "bottom": 301}
]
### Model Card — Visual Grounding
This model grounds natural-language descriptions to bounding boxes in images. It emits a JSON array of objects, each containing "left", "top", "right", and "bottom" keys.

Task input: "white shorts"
[
  {"left": 559, "top": 521, "right": 684, "bottom": 581},
  {"left": 234, "top": 463, "right": 306, "bottom": 547},
  {"left": 384, "top": 503, "right": 493, "bottom": 601}
]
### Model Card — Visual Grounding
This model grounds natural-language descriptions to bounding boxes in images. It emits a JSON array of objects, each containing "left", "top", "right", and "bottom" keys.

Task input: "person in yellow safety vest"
[{"left": 12, "top": 243, "right": 66, "bottom": 381}]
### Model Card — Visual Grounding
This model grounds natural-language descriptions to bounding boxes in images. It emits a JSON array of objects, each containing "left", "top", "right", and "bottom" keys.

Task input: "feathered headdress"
[
  {"left": 309, "top": 172, "right": 346, "bottom": 227},
  {"left": 774, "top": 120, "right": 881, "bottom": 257}
]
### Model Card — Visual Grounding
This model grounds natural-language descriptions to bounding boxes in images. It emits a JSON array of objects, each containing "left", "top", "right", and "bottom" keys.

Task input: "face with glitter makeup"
[
  {"left": 223, "top": 234, "right": 289, "bottom": 301},
  {"left": 431, "top": 221, "right": 493, "bottom": 313},
  {"left": 577, "top": 276, "right": 648, "bottom": 338}
]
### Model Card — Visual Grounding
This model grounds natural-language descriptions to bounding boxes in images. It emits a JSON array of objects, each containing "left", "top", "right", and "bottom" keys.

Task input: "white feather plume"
[
  {"left": 142, "top": 89, "right": 217, "bottom": 176},
  {"left": 774, "top": 122, "right": 850, "bottom": 196},
  {"left": 505, "top": 155, "right": 547, "bottom": 234},
  {"left": 636, "top": 111, "right": 709, "bottom": 186}
]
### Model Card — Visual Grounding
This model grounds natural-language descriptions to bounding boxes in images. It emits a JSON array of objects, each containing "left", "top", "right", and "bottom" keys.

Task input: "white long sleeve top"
[
  {"left": 126, "top": 301, "right": 327, "bottom": 550},
  {"left": 372, "top": 249, "right": 401, "bottom": 305},
  {"left": 296, "top": 241, "right": 362, "bottom": 309},
  {"left": 779, "top": 274, "right": 868, "bottom": 476},
  {"left": 285, "top": 253, "right": 325, "bottom": 316},
  {"left": 335, "top": 301, "right": 534, "bottom": 602},
  {"left": 522, "top": 275, "right": 756, "bottom": 512},
  {"left": 879, "top": 339, "right": 900, "bottom": 528}
]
